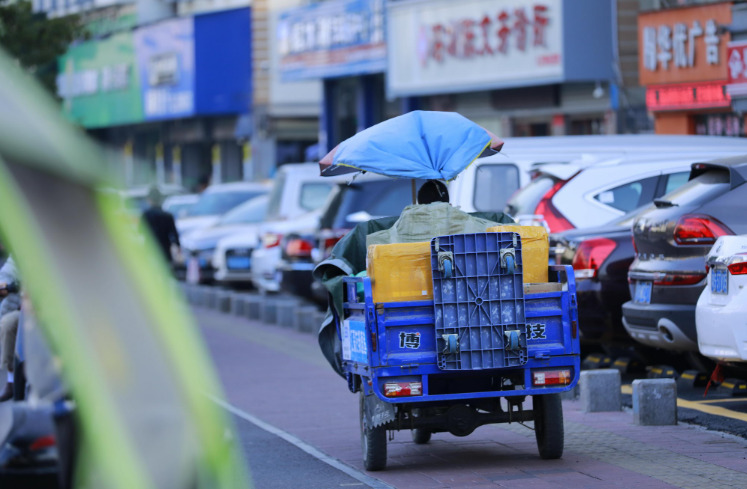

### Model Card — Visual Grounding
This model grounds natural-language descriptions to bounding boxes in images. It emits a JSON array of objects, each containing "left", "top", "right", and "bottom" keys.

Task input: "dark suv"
[
  {"left": 622, "top": 156, "right": 747, "bottom": 360},
  {"left": 304, "top": 176, "right": 425, "bottom": 305}
]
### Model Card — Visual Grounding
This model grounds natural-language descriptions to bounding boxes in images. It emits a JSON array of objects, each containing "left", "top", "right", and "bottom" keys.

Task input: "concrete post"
[
  {"left": 580, "top": 369, "right": 621, "bottom": 412},
  {"left": 633, "top": 379, "right": 677, "bottom": 426}
]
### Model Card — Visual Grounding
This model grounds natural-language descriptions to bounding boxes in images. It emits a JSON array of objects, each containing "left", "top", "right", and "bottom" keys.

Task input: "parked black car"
[
  {"left": 622, "top": 157, "right": 747, "bottom": 368},
  {"left": 552, "top": 165, "right": 697, "bottom": 356},
  {"left": 552, "top": 211, "right": 640, "bottom": 353}
]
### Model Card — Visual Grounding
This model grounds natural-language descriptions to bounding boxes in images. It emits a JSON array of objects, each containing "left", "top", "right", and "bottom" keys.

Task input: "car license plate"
[
  {"left": 711, "top": 268, "right": 728, "bottom": 295},
  {"left": 227, "top": 256, "right": 251, "bottom": 270},
  {"left": 633, "top": 281, "right": 652, "bottom": 304}
]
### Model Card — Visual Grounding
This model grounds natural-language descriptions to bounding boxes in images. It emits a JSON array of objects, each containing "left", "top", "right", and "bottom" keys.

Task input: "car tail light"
[
  {"left": 324, "top": 236, "right": 342, "bottom": 250},
  {"left": 532, "top": 369, "right": 571, "bottom": 386},
  {"left": 727, "top": 253, "right": 747, "bottom": 275},
  {"left": 571, "top": 238, "right": 616, "bottom": 279},
  {"left": 286, "top": 238, "right": 313, "bottom": 258},
  {"left": 383, "top": 381, "right": 423, "bottom": 397},
  {"left": 673, "top": 215, "right": 732, "bottom": 245},
  {"left": 534, "top": 179, "right": 574, "bottom": 233},
  {"left": 653, "top": 272, "right": 706, "bottom": 286},
  {"left": 262, "top": 232, "right": 282, "bottom": 248},
  {"left": 728, "top": 262, "right": 747, "bottom": 275},
  {"left": 29, "top": 435, "right": 56, "bottom": 451}
]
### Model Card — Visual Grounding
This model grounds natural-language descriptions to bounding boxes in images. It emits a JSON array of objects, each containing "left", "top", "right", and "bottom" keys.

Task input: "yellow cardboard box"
[
  {"left": 486, "top": 225, "right": 549, "bottom": 283},
  {"left": 366, "top": 241, "right": 433, "bottom": 303}
]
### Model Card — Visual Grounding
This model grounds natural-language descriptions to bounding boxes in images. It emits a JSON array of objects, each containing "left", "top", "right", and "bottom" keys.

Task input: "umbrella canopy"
[{"left": 319, "top": 110, "right": 503, "bottom": 181}]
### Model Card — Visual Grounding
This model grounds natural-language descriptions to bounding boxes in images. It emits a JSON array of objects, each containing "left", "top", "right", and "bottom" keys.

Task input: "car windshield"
[
  {"left": 332, "top": 179, "right": 426, "bottom": 228},
  {"left": 187, "top": 190, "right": 265, "bottom": 217},
  {"left": 505, "top": 175, "right": 556, "bottom": 217},
  {"left": 164, "top": 201, "right": 196, "bottom": 218},
  {"left": 219, "top": 196, "right": 268, "bottom": 225}
]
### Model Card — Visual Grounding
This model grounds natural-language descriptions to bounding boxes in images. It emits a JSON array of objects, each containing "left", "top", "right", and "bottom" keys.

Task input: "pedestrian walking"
[{"left": 141, "top": 186, "right": 181, "bottom": 265}]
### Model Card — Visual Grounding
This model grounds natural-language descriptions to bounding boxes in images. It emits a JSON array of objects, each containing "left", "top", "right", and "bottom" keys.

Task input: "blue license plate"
[
  {"left": 711, "top": 268, "right": 728, "bottom": 295},
  {"left": 227, "top": 256, "right": 251, "bottom": 270},
  {"left": 342, "top": 319, "right": 368, "bottom": 364},
  {"left": 634, "top": 281, "right": 652, "bottom": 304}
]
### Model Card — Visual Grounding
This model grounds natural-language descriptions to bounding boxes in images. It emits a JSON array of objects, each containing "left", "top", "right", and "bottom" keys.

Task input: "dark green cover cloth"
[{"left": 313, "top": 210, "right": 513, "bottom": 376}]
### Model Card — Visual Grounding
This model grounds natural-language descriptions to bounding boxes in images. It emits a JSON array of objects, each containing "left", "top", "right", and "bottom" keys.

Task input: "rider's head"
[{"left": 417, "top": 180, "right": 449, "bottom": 205}]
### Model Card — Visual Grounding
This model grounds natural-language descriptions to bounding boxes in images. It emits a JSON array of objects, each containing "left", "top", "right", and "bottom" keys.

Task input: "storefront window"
[{"left": 694, "top": 114, "right": 744, "bottom": 137}]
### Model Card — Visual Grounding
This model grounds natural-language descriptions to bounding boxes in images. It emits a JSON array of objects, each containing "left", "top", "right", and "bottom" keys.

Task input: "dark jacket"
[{"left": 142, "top": 207, "right": 180, "bottom": 263}]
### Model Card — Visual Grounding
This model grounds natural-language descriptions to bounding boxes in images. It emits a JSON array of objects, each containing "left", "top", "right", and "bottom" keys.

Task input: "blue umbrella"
[{"left": 319, "top": 111, "right": 503, "bottom": 181}]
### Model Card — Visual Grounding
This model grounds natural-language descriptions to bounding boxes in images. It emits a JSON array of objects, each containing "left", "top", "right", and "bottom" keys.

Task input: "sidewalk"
[
  {"left": 196, "top": 301, "right": 747, "bottom": 489},
  {"left": 374, "top": 399, "right": 747, "bottom": 489}
]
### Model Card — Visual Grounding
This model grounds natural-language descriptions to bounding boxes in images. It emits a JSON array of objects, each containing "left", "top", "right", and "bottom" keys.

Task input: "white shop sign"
[{"left": 387, "top": 0, "right": 563, "bottom": 97}]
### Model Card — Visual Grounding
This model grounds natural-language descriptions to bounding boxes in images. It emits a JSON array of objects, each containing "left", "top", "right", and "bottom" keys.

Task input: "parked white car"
[
  {"left": 696, "top": 236, "right": 747, "bottom": 363},
  {"left": 250, "top": 209, "right": 324, "bottom": 292},
  {"left": 450, "top": 134, "right": 747, "bottom": 215},
  {"left": 180, "top": 195, "right": 268, "bottom": 283},
  {"left": 176, "top": 181, "right": 270, "bottom": 237},
  {"left": 213, "top": 162, "right": 344, "bottom": 289},
  {"left": 163, "top": 193, "right": 199, "bottom": 219},
  {"left": 505, "top": 143, "right": 747, "bottom": 233}
]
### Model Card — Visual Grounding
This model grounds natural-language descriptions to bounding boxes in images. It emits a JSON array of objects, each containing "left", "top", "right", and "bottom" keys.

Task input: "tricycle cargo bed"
[{"left": 341, "top": 261, "right": 581, "bottom": 404}]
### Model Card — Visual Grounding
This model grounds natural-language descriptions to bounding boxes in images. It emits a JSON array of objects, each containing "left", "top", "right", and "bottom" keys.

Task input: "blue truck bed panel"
[{"left": 340, "top": 240, "right": 580, "bottom": 404}]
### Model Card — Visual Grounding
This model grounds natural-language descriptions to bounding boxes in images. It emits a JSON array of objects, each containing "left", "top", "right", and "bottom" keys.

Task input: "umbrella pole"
[{"left": 411, "top": 179, "right": 416, "bottom": 204}]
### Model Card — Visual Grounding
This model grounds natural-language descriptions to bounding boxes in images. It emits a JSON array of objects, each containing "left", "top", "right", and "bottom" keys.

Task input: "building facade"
[{"left": 638, "top": 2, "right": 741, "bottom": 136}]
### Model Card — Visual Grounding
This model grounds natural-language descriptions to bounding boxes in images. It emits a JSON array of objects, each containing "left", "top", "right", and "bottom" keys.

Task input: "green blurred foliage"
[{"left": 0, "top": 0, "right": 85, "bottom": 96}]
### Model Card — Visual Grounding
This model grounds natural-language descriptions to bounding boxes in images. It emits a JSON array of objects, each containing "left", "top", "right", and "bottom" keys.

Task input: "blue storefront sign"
[
  {"left": 131, "top": 7, "right": 251, "bottom": 121},
  {"left": 134, "top": 17, "right": 196, "bottom": 120},
  {"left": 277, "top": 0, "right": 386, "bottom": 81}
]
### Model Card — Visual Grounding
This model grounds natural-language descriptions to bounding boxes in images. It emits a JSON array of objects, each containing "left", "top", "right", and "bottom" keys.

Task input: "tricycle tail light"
[
  {"left": 384, "top": 381, "right": 423, "bottom": 397},
  {"left": 532, "top": 369, "right": 571, "bottom": 387}
]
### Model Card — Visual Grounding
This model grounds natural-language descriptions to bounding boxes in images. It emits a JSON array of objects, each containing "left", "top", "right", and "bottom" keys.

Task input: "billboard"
[
  {"left": 386, "top": 0, "right": 564, "bottom": 97},
  {"left": 57, "top": 31, "right": 144, "bottom": 128},
  {"left": 638, "top": 3, "right": 731, "bottom": 86},
  {"left": 134, "top": 17, "right": 196, "bottom": 120},
  {"left": 277, "top": 0, "right": 386, "bottom": 81}
]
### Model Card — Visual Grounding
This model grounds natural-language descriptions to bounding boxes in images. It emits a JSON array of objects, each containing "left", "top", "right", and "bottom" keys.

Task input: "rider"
[{"left": 366, "top": 179, "right": 502, "bottom": 247}]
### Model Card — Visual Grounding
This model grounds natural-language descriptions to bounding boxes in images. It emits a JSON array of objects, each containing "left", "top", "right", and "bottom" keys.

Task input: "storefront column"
[
  {"left": 320, "top": 79, "right": 336, "bottom": 154},
  {"left": 356, "top": 75, "right": 376, "bottom": 133},
  {"left": 654, "top": 113, "right": 692, "bottom": 135},
  {"left": 155, "top": 143, "right": 165, "bottom": 186},
  {"left": 242, "top": 142, "right": 253, "bottom": 181},
  {"left": 551, "top": 115, "right": 566, "bottom": 136},
  {"left": 211, "top": 144, "right": 222, "bottom": 184},
  {"left": 400, "top": 96, "right": 420, "bottom": 114},
  {"left": 172, "top": 146, "right": 182, "bottom": 187},
  {"left": 124, "top": 140, "right": 134, "bottom": 187}
]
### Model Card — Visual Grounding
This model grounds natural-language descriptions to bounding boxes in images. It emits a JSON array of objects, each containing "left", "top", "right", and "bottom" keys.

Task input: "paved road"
[{"left": 197, "top": 307, "right": 747, "bottom": 489}]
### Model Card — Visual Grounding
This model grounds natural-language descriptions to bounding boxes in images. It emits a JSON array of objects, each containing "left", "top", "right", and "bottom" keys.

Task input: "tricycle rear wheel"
[
  {"left": 359, "top": 392, "right": 387, "bottom": 471},
  {"left": 411, "top": 429, "right": 431, "bottom": 444},
  {"left": 533, "top": 393, "right": 564, "bottom": 459}
]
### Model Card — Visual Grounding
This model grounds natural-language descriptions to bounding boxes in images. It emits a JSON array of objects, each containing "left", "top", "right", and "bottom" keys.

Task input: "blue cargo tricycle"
[{"left": 337, "top": 232, "right": 581, "bottom": 470}]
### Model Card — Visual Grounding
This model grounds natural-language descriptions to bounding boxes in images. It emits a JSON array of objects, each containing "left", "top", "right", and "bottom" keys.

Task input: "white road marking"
[{"left": 211, "top": 396, "right": 395, "bottom": 489}]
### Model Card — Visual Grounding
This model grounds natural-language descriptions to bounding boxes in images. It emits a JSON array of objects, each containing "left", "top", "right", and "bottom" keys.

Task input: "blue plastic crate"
[{"left": 430, "top": 233, "right": 527, "bottom": 371}]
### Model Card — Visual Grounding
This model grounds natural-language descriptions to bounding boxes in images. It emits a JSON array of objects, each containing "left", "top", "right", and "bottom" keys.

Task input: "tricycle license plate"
[
  {"left": 711, "top": 269, "right": 728, "bottom": 295},
  {"left": 633, "top": 281, "right": 652, "bottom": 304},
  {"left": 342, "top": 319, "right": 368, "bottom": 363}
]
